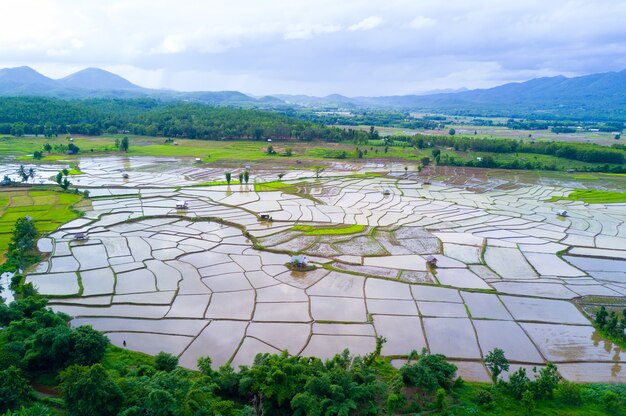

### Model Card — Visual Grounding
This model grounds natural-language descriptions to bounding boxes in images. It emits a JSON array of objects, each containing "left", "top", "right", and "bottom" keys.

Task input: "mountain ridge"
[{"left": 1, "top": 66, "right": 625, "bottom": 120}]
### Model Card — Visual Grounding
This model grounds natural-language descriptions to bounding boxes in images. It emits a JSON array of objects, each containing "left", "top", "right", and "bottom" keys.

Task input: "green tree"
[
  {"left": 449, "top": 128, "right": 456, "bottom": 136},
  {"left": 508, "top": 367, "right": 530, "bottom": 399},
  {"left": 400, "top": 349, "right": 457, "bottom": 391},
  {"left": 225, "top": 172, "right": 231, "bottom": 184},
  {"left": 484, "top": 348, "right": 509, "bottom": 383},
  {"left": 0, "top": 366, "right": 31, "bottom": 412},
  {"left": 70, "top": 325, "right": 109, "bottom": 366},
  {"left": 435, "top": 388, "right": 447, "bottom": 412},
  {"left": 244, "top": 170, "right": 250, "bottom": 184},
  {"left": 120, "top": 136, "right": 129, "bottom": 152},
  {"left": 61, "top": 178, "right": 71, "bottom": 191},
  {"left": 154, "top": 352, "right": 179, "bottom": 372},
  {"left": 43, "top": 143, "right": 52, "bottom": 153},
  {"left": 238, "top": 172, "right": 244, "bottom": 184},
  {"left": 531, "top": 363, "right": 561, "bottom": 399},
  {"left": 10, "top": 217, "right": 38, "bottom": 254},
  {"left": 595, "top": 306, "right": 608, "bottom": 327},
  {"left": 60, "top": 364, "right": 123, "bottom": 416},
  {"left": 277, "top": 173, "right": 285, "bottom": 181},
  {"left": 16, "top": 165, "right": 29, "bottom": 182},
  {"left": 521, "top": 390, "right": 535, "bottom": 415},
  {"left": 33, "top": 151, "right": 43, "bottom": 160}
]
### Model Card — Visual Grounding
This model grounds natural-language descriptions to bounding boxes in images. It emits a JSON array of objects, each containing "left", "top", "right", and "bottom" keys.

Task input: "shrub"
[
  {"left": 154, "top": 352, "right": 179, "bottom": 372},
  {"left": 476, "top": 389, "right": 494, "bottom": 406},
  {"left": 557, "top": 381, "right": 582, "bottom": 405}
]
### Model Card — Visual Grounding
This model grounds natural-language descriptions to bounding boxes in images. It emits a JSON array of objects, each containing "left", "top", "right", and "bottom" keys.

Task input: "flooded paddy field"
[{"left": 19, "top": 156, "right": 626, "bottom": 383}]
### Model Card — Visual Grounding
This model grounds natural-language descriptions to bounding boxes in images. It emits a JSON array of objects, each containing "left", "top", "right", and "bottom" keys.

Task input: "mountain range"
[{"left": 1, "top": 66, "right": 625, "bottom": 120}]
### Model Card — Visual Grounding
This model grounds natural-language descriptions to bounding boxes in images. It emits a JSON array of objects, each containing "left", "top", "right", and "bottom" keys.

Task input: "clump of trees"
[
  {"left": 595, "top": 306, "right": 626, "bottom": 344},
  {"left": 114, "top": 136, "right": 129, "bottom": 152},
  {"left": 55, "top": 169, "right": 71, "bottom": 190},
  {"left": 0, "top": 217, "right": 39, "bottom": 274},
  {"left": 16, "top": 165, "right": 35, "bottom": 183}
]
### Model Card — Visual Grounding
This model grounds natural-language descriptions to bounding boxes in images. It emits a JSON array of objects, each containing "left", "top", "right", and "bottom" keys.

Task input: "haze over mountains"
[{"left": 1, "top": 66, "right": 625, "bottom": 120}]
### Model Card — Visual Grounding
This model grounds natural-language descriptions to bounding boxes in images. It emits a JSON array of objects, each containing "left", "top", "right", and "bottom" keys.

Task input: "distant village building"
[
  {"left": 557, "top": 210, "right": 568, "bottom": 217},
  {"left": 176, "top": 201, "right": 189, "bottom": 209},
  {"left": 73, "top": 232, "right": 87, "bottom": 240},
  {"left": 426, "top": 255, "right": 438, "bottom": 267},
  {"left": 260, "top": 213, "right": 272, "bottom": 221},
  {"left": 122, "top": 173, "right": 130, "bottom": 179},
  {"left": 383, "top": 189, "right": 391, "bottom": 196}
]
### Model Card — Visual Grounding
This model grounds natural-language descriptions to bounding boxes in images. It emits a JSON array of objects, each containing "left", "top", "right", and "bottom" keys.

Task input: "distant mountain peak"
[
  {"left": 0, "top": 66, "right": 55, "bottom": 85},
  {"left": 58, "top": 67, "right": 141, "bottom": 91}
]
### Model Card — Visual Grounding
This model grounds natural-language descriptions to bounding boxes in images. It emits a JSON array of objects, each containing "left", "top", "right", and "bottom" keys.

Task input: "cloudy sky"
[{"left": 2, "top": 0, "right": 626, "bottom": 96}]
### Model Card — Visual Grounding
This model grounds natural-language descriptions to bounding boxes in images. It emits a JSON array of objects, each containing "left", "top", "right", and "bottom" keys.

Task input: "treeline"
[
  {"left": 282, "top": 108, "right": 443, "bottom": 130},
  {"left": 505, "top": 119, "right": 624, "bottom": 132},
  {"left": 390, "top": 134, "right": 626, "bottom": 166},
  {"left": 0, "top": 97, "right": 373, "bottom": 143}
]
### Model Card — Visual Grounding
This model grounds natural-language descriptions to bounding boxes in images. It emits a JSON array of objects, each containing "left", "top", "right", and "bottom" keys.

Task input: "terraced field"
[{"left": 4, "top": 156, "right": 625, "bottom": 383}]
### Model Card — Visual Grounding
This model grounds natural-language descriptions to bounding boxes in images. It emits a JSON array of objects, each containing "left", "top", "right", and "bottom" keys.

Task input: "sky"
[{"left": 1, "top": 0, "right": 626, "bottom": 96}]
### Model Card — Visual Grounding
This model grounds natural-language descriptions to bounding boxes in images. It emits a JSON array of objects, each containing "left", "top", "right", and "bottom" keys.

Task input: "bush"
[
  {"left": 557, "top": 380, "right": 582, "bottom": 405},
  {"left": 0, "top": 366, "right": 32, "bottom": 412},
  {"left": 508, "top": 368, "right": 530, "bottom": 399},
  {"left": 154, "top": 352, "right": 179, "bottom": 372},
  {"left": 476, "top": 389, "right": 494, "bottom": 406},
  {"left": 400, "top": 349, "right": 457, "bottom": 390}
]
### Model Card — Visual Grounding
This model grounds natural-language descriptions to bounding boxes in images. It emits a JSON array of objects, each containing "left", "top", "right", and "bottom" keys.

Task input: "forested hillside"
[{"left": 0, "top": 97, "right": 366, "bottom": 141}]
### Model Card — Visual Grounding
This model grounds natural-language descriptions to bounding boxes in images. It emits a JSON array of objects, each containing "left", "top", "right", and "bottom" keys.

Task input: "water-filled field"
[{"left": 15, "top": 157, "right": 626, "bottom": 383}]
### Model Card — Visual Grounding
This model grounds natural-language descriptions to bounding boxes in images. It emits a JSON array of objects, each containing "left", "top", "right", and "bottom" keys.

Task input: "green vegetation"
[
  {"left": 593, "top": 306, "right": 626, "bottom": 348},
  {"left": 549, "top": 189, "right": 626, "bottom": 204},
  {"left": 0, "top": 97, "right": 371, "bottom": 142},
  {"left": 0, "top": 190, "right": 82, "bottom": 264},
  {"left": 291, "top": 224, "right": 367, "bottom": 236},
  {"left": 254, "top": 181, "right": 292, "bottom": 192},
  {"left": 0, "top": 219, "right": 623, "bottom": 416},
  {"left": 1, "top": 288, "right": 624, "bottom": 416}
]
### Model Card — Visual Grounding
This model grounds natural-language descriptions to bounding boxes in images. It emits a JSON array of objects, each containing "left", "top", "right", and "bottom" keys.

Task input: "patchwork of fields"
[{"left": 5, "top": 156, "right": 624, "bottom": 383}]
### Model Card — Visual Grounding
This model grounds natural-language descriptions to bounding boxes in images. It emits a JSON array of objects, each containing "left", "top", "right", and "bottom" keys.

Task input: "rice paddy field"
[
  {"left": 1, "top": 155, "right": 623, "bottom": 385},
  {"left": 0, "top": 189, "right": 83, "bottom": 262}
]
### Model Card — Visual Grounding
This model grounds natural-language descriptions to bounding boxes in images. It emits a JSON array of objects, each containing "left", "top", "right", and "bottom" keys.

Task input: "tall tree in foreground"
[{"left": 484, "top": 348, "right": 509, "bottom": 383}]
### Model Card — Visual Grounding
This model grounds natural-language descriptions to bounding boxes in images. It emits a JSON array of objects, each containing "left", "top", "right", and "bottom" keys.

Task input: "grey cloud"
[{"left": 1, "top": 0, "right": 625, "bottom": 95}]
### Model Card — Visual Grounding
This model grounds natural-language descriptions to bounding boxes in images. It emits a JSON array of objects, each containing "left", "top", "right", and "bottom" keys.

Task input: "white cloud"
[
  {"left": 284, "top": 24, "right": 342, "bottom": 40},
  {"left": 1, "top": 0, "right": 626, "bottom": 95},
  {"left": 408, "top": 16, "right": 436, "bottom": 29},
  {"left": 348, "top": 16, "right": 383, "bottom": 31}
]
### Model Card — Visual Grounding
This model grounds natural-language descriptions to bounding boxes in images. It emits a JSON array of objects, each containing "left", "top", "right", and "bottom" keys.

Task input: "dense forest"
[{"left": 0, "top": 97, "right": 371, "bottom": 142}]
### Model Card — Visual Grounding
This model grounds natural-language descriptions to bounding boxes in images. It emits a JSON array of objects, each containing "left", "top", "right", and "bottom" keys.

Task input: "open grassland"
[
  {"left": 549, "top": 189, "right": 626, "bottom": 204},
  {"left": 2, "top": 134, "right": 624, "bottom": 174},
  {"left": 0, "top": 189, "right": 82, "bottom": 262}
]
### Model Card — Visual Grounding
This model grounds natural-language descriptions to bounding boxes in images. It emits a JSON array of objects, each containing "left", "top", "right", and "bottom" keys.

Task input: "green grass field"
[
  {"left": 549, "top": 189, "right": 626, "bottom": 204},
  {"left": 0, "top": 189, "right": 82, "bottom": 262},
  {"left": 291, "top": 224, "right": 367, "bottom": 235},
  {"left": 2, "top": 134, "right": 624, "bottom": 176}
]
